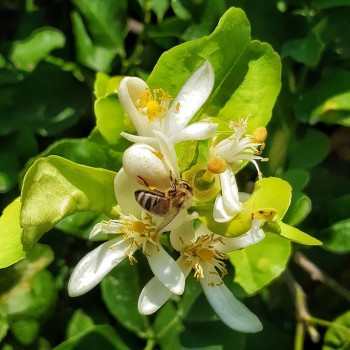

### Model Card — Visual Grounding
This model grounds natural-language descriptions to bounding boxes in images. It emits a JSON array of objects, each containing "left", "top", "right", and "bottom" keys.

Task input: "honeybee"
[{"left": 135, "top": 174, "right": 193, "bottom": 231}]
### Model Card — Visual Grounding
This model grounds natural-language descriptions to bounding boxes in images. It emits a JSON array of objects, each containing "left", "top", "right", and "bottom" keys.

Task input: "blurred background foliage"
[{"left": 0, "top": 0, "right": 350, "bottom": 349}]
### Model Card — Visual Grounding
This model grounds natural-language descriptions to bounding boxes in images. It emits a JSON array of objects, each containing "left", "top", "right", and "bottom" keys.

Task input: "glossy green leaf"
[
  {"left": 20, "top": 156, "right": 117, "bottom": 250},
  {"left": 281, "top": 169, "right": 310, "bottom": 192},
  {"left": 323, "top": 311, "right": 350, "bottom": 350},
  {"left": 67, "top": 309, "right": 95, "bottom": 338},
  {"left": 294, "top": 69, "right": 350, "bottom": 126},
  {"left": 9, "top": 27, "right": 65, "bottom": 71},
  {"left": 94, "top": 73, "right": 123, "bottom": 99},
  {"left": 95, "top": 95, "right": 130, "bottom": 145},
  {"left": 71, "top": 0, "right": 126, "bottom": 71},
  {"left": 320, "top": 219, "right": 350, "bottom": 254},
  {"left": 279, "top": 222, "right": 322, "bottom": 246},
  {"left": 148, "top": 7, "right": 281, "bottom": 132},
  {"left": 0, "top": 198, "right": 26, "bottom": 269},
  {"left": 54, "top": 325, "right": 129, "bottom": 350},
  {"left": 228, "top": 233, "right": 291, "bottom": 295},
  {"left": 101, "top": 259, "right": 148, "bottom": 334},
  {"left": 288, "top": 129, "right": 330, "bottom": 169}
]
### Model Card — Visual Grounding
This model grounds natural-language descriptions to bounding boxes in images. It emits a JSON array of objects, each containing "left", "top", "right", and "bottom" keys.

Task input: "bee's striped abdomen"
[{"left": 134, "top": 190, "right": 169, "bottom": 216}]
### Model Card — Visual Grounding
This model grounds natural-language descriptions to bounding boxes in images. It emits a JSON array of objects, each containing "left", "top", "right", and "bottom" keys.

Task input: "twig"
[{"left": 294, "top": 252, "right": 350, "bottom": 303}]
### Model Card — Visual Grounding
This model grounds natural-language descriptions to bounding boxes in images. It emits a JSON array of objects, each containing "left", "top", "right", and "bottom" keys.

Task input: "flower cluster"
[{"left": 68, "top": 61, "right": 269, "bottom": 333}]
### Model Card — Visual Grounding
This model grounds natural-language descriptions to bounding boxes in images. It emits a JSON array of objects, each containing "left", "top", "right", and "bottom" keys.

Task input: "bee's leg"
[{"left": 137, "top": 176, "right": 150, "bottom": 188}]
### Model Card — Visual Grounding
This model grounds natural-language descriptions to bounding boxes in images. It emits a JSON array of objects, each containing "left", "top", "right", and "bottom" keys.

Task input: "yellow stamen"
[
  {"left": 132, "top": 221, "right": 146, "bottom": 233},
  {"left": 252, "top": 127, "right": 267, "bottom": 143},
  {"left": 197, "top": 248, "right": 214, "bottom": 261},
  {"left": 207, "top": 156, "right": 227, "bottom": 174},
  {"left": 146, "top": 100, "right": 162, "bottom": 121}
]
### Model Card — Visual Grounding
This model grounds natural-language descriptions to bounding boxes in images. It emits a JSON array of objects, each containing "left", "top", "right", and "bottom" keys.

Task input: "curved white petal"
[
  {"left": 146, "top": 244, "right": 185, "bottom": 295},
  {"left": 123, "top": 143, "right": 172, "bottom": 190},
  {"left": 200, "top": 280, "right": 263, "bottom": 333},
  {"left": 89, "top": 221, "right": 124, "bottom": 239},
  {"left": 153, "top": 130, "right": 179, "bottom": 178},
  {"left": 114, "top": 169, "right": 142, "bottom": 218},
  {"left": 120, "top": 132, "right": 158, "bottom": 148},
  {"left": 138, "top": 276, "right": 173, "bottom": 315},
  {"left": 118, "top": 77, "right": 152, "bottom": 136},
  {"left": 170, "top": 122, "right": 218, "bottom": 144},
  {"left": 167, "top": 61, "right": 214, "bottom": 135},
  {"left": 170, "top": 219, "right": 196, "bottom": 252},
  {"left": 68, "top": 237, "right": 130, "bottom": 297},
  {"left": 213, "top": 195, "right": 236, "bottom": 223},
  {"left": 220, "top": 170, "right": 241, "bottom": 213}
]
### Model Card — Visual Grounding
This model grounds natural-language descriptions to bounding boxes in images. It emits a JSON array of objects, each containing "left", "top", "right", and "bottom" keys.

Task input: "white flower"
[
  {"left": 212, "top": 118, "right": 268, "bottom": 223},
  {"left": 68, "top": 169, "right": 187, "bottom": 298},
  {"left": 118, "top": 61, "right": 217, "bottom": 146},
  {"left": 138, "top": 220, "right": 264, "bottom": 333}
]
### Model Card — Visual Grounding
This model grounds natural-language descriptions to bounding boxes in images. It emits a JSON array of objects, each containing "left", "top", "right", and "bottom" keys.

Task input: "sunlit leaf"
[
  {"left": 323, "top": 310, "right": 350, "bottom": 350},
  {"left": 0, "top": 198, "right": 26, "bottom": 269},
  {"left": 279, "top": 222, "right": 322, "bottom": 246},
  {"left": 20, "top": 156, "right": 117, "bottom": 250},
  {"left": 228, "top": 233, "right": 291, "bottom": 295}
]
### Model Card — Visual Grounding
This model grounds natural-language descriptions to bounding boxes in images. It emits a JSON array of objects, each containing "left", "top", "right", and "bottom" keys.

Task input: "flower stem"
[{"left": 294, "top": 252, "right": 350, "bottom": 303}]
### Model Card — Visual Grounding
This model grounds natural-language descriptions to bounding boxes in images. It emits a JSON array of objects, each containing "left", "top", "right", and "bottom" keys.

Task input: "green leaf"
[
  {"left": 53, "top": 325, "right": 129, "bottom": 350},
  {"left": 1, "top": 244, "right": 56, "bottom": 319},
  {"left": 148, "top": 7, "right": 281, "bottom": 132},
  {"left": 228, "top": 233, "right": 291, "bottom": 295},
  {"left": 101, "top": 259, "right": 148, "bottom": 334},
  {"left": 281, "top": 169, "right": 310, "bottom": 192},
  {"left": 288, "top": 129, "right": 330, "bottom": 169},
  {"left": 320, "top": 219, "right": 350, "bottom": 254},
  {"left": 281, "top": 26, "right": 325, "bottom": 67},
  {"left": 66, "top": 309, "right": 95, "bottom": 338},
  {"left": 279, "top": 222, "right": 322, "bottom": 246},
  {"left": 95, "top": 95, "right": 130, "bottom": 145},
  {"left": 0, "top": 198, "right": 26, "bottom": 269},
  {"left": 71, "top": 0, "right": 127, "bottom": 71},
  {"left": 94, "top": 73, "right": 123, "bottom": 99},
  {"left": 283, "top": 192, "right": 311, "bottom": 226},
  {"left": 9, "top": 27, "right": 65, "bottom": 71},
  {"left": 294, "top": 69, "right": 350, "bottom": 126},
  {"left": 153, "top": 303, "right": 184, "bottom": 350},
  {"left": 20, "top": 156, "right": 117, "bottom": 250},
  {"left": 10, "top": 319, "right": 40, "bottom": 345},
  {"left": 313, "top": 0, "right": 350, "bottom": 9},
  {"left": 323, "top": 311, "right": 350, "bottom": 350}
]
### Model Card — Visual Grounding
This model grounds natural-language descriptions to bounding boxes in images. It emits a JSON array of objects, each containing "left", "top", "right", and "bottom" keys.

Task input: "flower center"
[
  {"left": 120, "top": 213, "right": 159, "bottom": 263},
  {"left": 136, "top": 88, "right": 173, "bottom": 122},
  {"left": 184, "top": 234, "right": 228, "bottom": 286}
]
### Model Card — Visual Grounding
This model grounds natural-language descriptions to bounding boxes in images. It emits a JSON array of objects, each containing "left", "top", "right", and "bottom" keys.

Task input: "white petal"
[
  {"left": 170, "top": 219, "right": 196, "bottom": 252},
  {"left": 138, "top": 276, "right": 173, "bottom": 315},
  {"left": 89, "top": 221, "right": 124, "bottom": 239},
  {"left": 120, "top": 132, "right": 158, "bottom": 148},
  {"left": 200, "top": 280, "right": 263, "bottom": 333},
  {"left": 213, "top": 195, "right": 235, "bottom": 223},
  {"left": 170, "top": 122, "right": 218, "bottom": 144},
  {"left": 123, "top": 143, "right": 172, "bottom": 190},
  {"left": 220, "top": 170, "right": 241, "bottom": 213},
  {"left": 153, "top": 130, "right": 179, "bottom": 178},
  {"left": 68, "top": 238, "right": 130, "bottom": 297},
  {"left": 114, "top": 169, "right": 142, "bottom": 218},
  {"left": 146, "top": 244, "right": 185, "bottom": 295},
  {"left": 166, "top": 61, "right": 214, "bottom": 135}
]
